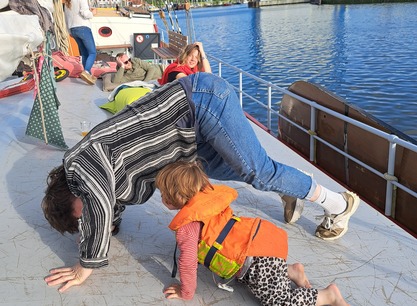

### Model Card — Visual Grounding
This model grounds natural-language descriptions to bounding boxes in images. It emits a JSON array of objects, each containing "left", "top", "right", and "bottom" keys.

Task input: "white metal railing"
[{"left": 208, "top": 54, "right": 417, "bottom": 217}]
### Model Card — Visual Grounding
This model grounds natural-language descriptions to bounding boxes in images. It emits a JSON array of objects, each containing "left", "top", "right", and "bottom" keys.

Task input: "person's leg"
[
  {"left": 287, "top": 263, "right": 311, "bottom": 288},
  {"left": 238, "top": 257, "right": 293, "bottom": 305},
  {"left": 316, "top": 284, "right": 349, "bottom": 306},
  {"left": 158, "top": 64, "right": 165, "bottom": 76},
  {"left": 80, "top": 27, "right": 97, "bottom": 73},
  {"left": 102, "top": 73, "right": 119, "bottom": 92},
  {"left": 188, "top": 73, "right": 359, "bottom": 240},
  {"left": 70, "top": 27, "right": 96, "bottom": 87},
  {"left": 71, "top": 26, "right": 96, "bottom": 73},
  {"left": 70, "top": 28, "right": 88, "bottom": 68},
  {"left": 238, "top": 257, "right": 319, "bottom": 306},
  {"left": 189, "top": 72, "right": 313, "bottom": 199}
]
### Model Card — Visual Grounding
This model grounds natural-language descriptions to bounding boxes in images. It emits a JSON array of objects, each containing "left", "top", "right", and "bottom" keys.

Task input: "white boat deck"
[{"left": 1, "top": 76, "right": 417, "bottom": 306}]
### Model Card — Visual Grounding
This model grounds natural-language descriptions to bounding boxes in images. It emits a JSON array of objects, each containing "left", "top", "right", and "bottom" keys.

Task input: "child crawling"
[{"left": 155, "top": 161, "right": 349, "bottom": 306}]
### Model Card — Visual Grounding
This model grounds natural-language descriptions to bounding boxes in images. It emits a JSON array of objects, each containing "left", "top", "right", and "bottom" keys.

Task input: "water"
[{"left": 155, "top": 3, "right": 417, "bottom": 139}]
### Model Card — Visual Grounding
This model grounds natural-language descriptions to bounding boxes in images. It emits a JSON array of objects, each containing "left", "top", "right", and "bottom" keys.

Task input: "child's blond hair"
[
  {"left": 178, "top": 43, "right": 204, "bottom": 71},
  {"left": 155, "top": 161, "right": 213, "bottom": 208}
]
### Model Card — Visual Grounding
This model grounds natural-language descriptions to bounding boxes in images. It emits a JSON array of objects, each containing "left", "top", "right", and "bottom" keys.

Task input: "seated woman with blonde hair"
[{"left": 158, "top": 42, "right": 211, "bottom": 85}]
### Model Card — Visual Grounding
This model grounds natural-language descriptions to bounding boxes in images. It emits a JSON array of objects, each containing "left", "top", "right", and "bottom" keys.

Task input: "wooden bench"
[{"left": 152, "top": 31, "right": 188, "bottom": 64}]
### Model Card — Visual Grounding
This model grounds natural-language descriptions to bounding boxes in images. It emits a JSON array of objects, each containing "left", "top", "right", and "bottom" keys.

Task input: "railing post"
[
  {"left": 309, "top": 104, "right": 317, "bottom": 162},
  {"left": 218, "top": 62, "right": 222, "bottom": 78},
  {"left": 267, "top": 83, "right": 272, "bottom": 132},
  {"left": 384, "top": 140, "right": 397, "bottom": 216},
  {"left": 239, "top": 72, "right": 243, "bottom": 107}
]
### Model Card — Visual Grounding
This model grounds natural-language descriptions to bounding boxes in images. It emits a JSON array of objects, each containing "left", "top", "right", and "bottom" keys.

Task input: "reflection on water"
[{"left": 157, "top": 3, "right": 417, "bottom": 139}]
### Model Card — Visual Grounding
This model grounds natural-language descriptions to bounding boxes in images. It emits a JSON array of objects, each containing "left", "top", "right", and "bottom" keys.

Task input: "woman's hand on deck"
[{"left": 44, "top": 263, "right": 93, "bottom": 292}]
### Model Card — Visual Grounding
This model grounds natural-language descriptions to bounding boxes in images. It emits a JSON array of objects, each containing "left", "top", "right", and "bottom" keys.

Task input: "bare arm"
[
  {"left": 79, "top": 0, "right": 95, "bottom": 19},
  {"left": 195, "top": 42, "right": 211, "bottom": 73},
  {"left": 113, "top": 66, "right": 126, "bottom": 84},
  {"left": 175, "top": 72, "right": 188, "bottom": 80},
  {"left": 113, "top": 55, "right": 126, "bottom": 83},
  {"left": 164, "top": 222, "right": 199, "bottom": 300}
]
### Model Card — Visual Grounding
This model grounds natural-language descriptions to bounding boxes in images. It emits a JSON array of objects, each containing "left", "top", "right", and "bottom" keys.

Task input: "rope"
[
  {"left": 172, "top": 0, "right": 182, "bottom": 34},
  {"left": 159, "top": 10, "right": 170, "bottom": 34},
  {"left": 307, "top": 130, "right": 317, "bottom": 136},
  {"left": 157, "top": 2, "right": 197, "bottom": 45},
  {"left": 384, "top": 173, "right": 398, "bottom": 183},
  {"left": 29, "top": 44, "right": 49, "bottom": 145},
  {"left": 52, "top": 0, "right": 70, "bottom": 54},
  {"left": 165, "top": 1, "right": 176, "bottom": 32}
]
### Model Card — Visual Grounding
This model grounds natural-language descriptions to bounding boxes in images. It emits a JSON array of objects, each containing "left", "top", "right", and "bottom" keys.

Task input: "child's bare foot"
[
  {"left": 288, "top": 263, "right": 311, "bottom": 288},
  {"left": 328, "top": 284, "right": 349, "bottom": 306},
  {"left": 317, "top": 284, "right": 349, "bottom": 306}
]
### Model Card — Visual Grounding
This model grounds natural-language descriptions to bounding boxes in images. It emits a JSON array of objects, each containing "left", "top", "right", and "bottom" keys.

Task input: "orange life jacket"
[{"left": 169, "top": 185, "right": 288, "bottom": 279}]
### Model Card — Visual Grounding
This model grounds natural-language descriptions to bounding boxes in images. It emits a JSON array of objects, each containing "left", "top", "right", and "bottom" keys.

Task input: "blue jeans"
[
  {"left": 188, "top": 73, "right": 316, "bottom": 199},
  {"left": 70, "top": 26, "right": 97, "bottom": 73}
]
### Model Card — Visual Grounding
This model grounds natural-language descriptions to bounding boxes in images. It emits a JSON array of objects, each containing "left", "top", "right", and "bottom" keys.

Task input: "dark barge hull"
[{"left": 278, "top": 80, "right": 417, "bottom": 236}]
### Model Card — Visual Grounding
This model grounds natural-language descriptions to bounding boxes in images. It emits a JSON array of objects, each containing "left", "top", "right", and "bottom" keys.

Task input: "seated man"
[{"left": 102, "top": 53, "right": 164, "bottom": 91}]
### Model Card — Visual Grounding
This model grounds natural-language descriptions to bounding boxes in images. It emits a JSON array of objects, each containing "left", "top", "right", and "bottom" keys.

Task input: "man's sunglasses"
[{"left": 123, "top": 59, "right": 131, "bottom": 65}]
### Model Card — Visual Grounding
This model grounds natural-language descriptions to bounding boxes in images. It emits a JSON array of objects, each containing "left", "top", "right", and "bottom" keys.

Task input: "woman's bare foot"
[
  {"left": 316, "top": 283, "right": 349, "bottom": 306},
  {"left": 288, "top": 263, "right": 311, "bottom": 288}
]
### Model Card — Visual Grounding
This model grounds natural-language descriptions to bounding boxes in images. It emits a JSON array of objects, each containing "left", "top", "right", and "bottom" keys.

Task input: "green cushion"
[{"left": 100, "top": 87, "right": 151, "bottom": 114}]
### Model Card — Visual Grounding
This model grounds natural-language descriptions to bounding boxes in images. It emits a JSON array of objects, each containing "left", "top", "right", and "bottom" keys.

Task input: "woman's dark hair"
[{"left": 42, "top": 165, "right": 79, "bottom": 234}]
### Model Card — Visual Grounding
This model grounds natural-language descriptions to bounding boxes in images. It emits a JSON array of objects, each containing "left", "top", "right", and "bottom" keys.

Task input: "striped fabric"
[{"left": 63, "top": 81, "right": 197, "bottom": 268}]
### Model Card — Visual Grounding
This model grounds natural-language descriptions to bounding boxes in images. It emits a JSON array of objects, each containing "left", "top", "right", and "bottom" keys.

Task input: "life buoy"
[{"left": 54, "top": 67, "right": 69, "bottom": 82}]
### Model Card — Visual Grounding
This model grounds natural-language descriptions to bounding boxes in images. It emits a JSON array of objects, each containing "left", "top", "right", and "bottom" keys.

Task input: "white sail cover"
[
  {"left": 0, "top": 0, "right": 8, "bottom": 9},
  {"left": 0, "top": 11, "right": 44, "bottom": 82}
]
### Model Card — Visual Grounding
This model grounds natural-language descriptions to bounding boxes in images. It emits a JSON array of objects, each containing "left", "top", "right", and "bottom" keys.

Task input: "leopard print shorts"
[{"left": 237, "top": 257, "right": 318, "bottom": 306}]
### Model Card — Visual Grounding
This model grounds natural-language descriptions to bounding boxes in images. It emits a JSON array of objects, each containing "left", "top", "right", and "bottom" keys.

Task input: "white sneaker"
[
  {"left": 315, "top": 191, "right": 360, "bottom": 240},
  {"left": 281, "top": 195, "right": 304, "bottom": 224}
]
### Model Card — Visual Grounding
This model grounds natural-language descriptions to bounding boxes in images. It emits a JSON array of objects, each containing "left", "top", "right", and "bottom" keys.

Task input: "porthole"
[{"left": 98, "top": 27, "right": 112, "bottom": 37}]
